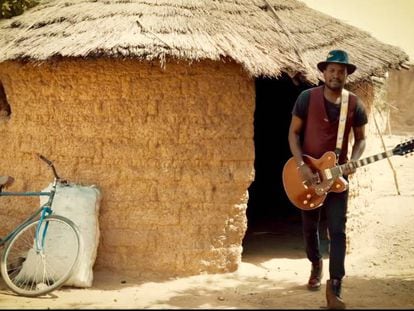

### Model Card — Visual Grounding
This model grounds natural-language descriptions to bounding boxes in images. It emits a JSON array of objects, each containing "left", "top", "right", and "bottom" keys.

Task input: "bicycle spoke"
[{"left": 1, "top": 216, "right": 80, "bottom": 297}]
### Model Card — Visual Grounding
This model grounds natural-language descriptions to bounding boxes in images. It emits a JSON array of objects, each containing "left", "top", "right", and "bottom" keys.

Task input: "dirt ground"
[{"left": 0, "top": 134, "right": 413, "bottom": 309}]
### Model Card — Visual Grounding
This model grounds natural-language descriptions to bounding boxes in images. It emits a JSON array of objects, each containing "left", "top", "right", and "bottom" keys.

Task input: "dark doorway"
[
  {"left": 0, "top": 81, "right": 11, "bottom": 119},
  {"left": 241, "top": 73, "right": 330, "bottom": 261},
  {"left": 244, "top": 73, "right": 311, "bottom": 235}
]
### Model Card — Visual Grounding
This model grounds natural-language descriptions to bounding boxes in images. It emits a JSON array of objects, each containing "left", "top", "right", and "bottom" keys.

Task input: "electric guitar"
[{"left": 282, "top": 139, "right": 414, "bottom": 210}]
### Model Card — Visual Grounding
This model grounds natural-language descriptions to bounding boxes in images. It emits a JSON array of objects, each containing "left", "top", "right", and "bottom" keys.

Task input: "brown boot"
[
  {"left": 326, "top": 279, "right": 346, "bottom": 309},
  {"left": 307, "top": 259, "right": 323, "bottom": 290}
]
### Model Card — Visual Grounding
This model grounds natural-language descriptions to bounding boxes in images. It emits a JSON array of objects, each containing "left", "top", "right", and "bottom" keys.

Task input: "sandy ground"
[{"left": 0, "top": 134, "right": 413, "bottom": 309}]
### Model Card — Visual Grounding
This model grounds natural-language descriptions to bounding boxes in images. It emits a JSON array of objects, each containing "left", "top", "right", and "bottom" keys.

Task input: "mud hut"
[
  {"left": 0, "top": 0, "right": 409, "bottom": 279},
  {"left": 385, "top": 66, "right": 414, "bottom": 134}
]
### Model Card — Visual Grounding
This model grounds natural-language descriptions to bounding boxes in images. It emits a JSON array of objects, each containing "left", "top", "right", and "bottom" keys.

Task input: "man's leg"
[
  {"left": 325, "top": 190, "right": 348, "bottom": 309},
  {"left": 301, "top": 208, "right": 323, "bottom": 290}
]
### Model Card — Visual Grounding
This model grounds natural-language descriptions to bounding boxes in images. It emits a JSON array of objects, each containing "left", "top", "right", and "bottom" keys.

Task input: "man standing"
[{"left": 287, "top": 50, "right": 368, "bottom": 309}]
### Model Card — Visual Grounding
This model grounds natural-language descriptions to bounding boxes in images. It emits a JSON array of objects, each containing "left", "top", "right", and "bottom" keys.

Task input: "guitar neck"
[
  {"left": 343, "top": 150, "right": 394, "bottom": 170},
  {"left": 331, "top": 149, "right": 394, "bottom": 177},
  {"left": 324, "top": 138, "right": 414, "bottom": 179}
]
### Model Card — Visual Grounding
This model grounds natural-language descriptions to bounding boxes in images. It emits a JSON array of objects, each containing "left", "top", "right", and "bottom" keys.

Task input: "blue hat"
[{"left": 317, "top": 49, "right": 357, "bottom": 75}]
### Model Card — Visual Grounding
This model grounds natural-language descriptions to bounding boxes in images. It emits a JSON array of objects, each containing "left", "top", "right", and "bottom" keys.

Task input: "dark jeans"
[{"left": 301, "top": 189, "right": 348, "bottom": 280}]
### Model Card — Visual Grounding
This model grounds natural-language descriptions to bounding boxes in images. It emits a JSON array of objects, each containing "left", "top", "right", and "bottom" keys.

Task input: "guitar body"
[{"left": 282, "top": 151, "right": 348, "bottom": 211}]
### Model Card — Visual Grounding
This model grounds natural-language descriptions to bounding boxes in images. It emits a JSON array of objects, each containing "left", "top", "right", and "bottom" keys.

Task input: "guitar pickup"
[
  {"left": 324, "top": 165, "right": 343, "bottom": 180},
  {"left": 324, "top": 168, "right": 333, "bottom": 180}
]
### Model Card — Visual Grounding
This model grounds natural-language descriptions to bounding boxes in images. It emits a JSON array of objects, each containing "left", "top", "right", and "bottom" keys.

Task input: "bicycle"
[{"left": 0, "top": 154, "right": 81, "bottom": 297}]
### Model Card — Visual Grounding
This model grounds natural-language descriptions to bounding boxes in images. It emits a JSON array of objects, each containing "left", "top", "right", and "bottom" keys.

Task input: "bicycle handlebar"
[
  {"left": 37, "top": 153, "right": 61, "bottom": 180},
  {"left": 38, "top": 154, "right": 52, "bottom": 166}
]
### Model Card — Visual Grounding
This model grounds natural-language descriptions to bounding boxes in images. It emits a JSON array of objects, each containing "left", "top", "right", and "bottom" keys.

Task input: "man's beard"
[{"left": 325, "top": 80, "right": 344, "bottom": 92}]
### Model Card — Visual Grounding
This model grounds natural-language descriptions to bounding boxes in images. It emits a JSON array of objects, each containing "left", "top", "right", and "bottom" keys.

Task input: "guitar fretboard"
[
  {"left": 324, "top": 139, "right": 413, "bottom": 180},
  {"left": 346, "top": 150, "right": 394, "bottom": 169},
  {"left": 330, "top": 150, "right": 394, "bottom": 178}
]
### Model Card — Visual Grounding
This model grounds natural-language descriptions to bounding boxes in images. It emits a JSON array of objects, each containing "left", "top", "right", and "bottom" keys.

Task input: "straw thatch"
[{"left": 0, "top": 0, "right": 409, "bottom": 83}]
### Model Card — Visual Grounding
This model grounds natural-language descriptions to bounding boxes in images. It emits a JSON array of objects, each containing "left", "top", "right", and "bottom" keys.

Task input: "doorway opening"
[
  {"left": 0, "top": 81, "right": 11, "bottom": 120},
  {"left": 242, "top": 73, "right": 316, "bottom": 255}
]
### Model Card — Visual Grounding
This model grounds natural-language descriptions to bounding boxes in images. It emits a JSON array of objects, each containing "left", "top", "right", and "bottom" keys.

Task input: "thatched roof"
[{"left": 0, "top": 0, "right": 409, "bottom": 83}]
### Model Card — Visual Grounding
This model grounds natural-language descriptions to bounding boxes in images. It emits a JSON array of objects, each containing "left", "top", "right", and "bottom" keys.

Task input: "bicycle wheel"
[{"left": 0, "top": 215, "right": 81, "bottom": 297}]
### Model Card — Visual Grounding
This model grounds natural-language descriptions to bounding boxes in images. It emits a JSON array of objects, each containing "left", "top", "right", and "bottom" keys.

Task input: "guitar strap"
[{"left": 335, "top": 89, "right": 349, "bottom": 162}]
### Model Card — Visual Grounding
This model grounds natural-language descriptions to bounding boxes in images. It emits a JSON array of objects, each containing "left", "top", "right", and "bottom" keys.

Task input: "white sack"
[{"left": 16, "top": 183, "right": 101, "bottom": 288}]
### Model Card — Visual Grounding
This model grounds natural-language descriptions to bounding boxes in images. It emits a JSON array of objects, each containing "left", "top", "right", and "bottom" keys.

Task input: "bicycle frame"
[
  {"left": 0, "top": 174, "right": 59, "bottom": 252},
  {"left": 0, "top": 154, "right": 82, "bottom": 298}
]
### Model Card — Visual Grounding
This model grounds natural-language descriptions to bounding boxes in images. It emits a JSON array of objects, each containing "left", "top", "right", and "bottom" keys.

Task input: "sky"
[{"left": 300, "top": 0, "right": 414, "bottom": 62}]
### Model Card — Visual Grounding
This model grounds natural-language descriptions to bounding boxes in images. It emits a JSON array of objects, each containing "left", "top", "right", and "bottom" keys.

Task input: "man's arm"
[
  {"left": 350, "top": 125, "right": 366, "bottom": 161},
  {"left": 288, "top": 114, "right": 306, "bottom": 167},
  {"left": 288, "top": 114, "right": 314, "bottom": 185},
  {"left": 343, "top": 125, "right": 366, "bottom": 175}
]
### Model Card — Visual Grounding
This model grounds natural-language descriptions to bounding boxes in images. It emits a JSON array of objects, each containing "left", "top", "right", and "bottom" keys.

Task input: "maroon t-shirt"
[{"left": 292, "top": 86, "right": 367, "bottom": 164}]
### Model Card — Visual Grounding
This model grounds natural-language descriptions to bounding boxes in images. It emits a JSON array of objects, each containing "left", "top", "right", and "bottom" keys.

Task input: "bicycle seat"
[{"left": 0, "top": 176, "right": 14, "bottom": 188}]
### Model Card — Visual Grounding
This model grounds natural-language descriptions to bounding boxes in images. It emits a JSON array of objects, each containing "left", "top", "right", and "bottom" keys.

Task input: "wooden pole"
[{"left": 373, "top": 106, "right": 401, "bottom": 195}]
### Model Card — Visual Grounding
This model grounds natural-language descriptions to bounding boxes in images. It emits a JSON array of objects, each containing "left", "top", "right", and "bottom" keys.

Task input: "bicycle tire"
[{"left": 0, "top": 215, "right": 81, "bottom": 297}]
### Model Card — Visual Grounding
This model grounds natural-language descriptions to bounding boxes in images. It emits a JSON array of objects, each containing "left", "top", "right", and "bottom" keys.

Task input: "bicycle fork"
[
  {"left": 35, "top": 206, "right": 52, "bottom": 253},
  {"left": 34, "top": 181, "right": 57, "bottom": 254},
  {"left": 35, "top": 203, "right": 54, "bottom": 285}
]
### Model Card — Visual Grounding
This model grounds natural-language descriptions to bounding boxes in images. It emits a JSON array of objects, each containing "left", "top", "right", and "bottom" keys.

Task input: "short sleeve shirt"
[{"left": 292, "top": 88, "right": 368, "bottom": 127}]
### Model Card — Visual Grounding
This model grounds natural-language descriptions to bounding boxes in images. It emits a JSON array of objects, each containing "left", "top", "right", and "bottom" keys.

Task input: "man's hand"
[
  {"left": 298, "top": 164, "right": 316, "bottom": 188},
  {"left": 342, "top": 161, "right": 357, "bottom": 176}
]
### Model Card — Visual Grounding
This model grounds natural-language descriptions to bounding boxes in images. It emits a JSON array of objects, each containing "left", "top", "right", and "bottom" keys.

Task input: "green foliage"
[{"left": 0, "top": 0, "right": 39, "bottom": 19}]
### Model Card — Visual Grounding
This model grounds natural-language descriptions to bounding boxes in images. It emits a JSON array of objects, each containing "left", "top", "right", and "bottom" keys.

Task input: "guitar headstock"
[{"left": 393, "top": 138, "right": 414, "bottom": 156}]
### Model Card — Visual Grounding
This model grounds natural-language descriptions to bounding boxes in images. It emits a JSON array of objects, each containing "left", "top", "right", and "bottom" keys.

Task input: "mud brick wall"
[
  {"left": 0, "top": 58, "right": 255, "bottom": 277},
  {"left": 387, "top": 67, "right": 414, "bottom": 134}
]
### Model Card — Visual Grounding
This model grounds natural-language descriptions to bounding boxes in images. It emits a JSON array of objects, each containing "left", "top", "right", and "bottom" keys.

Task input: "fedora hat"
[{"left": 317, "top": 49, "right": 357, "bottom": 75}]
